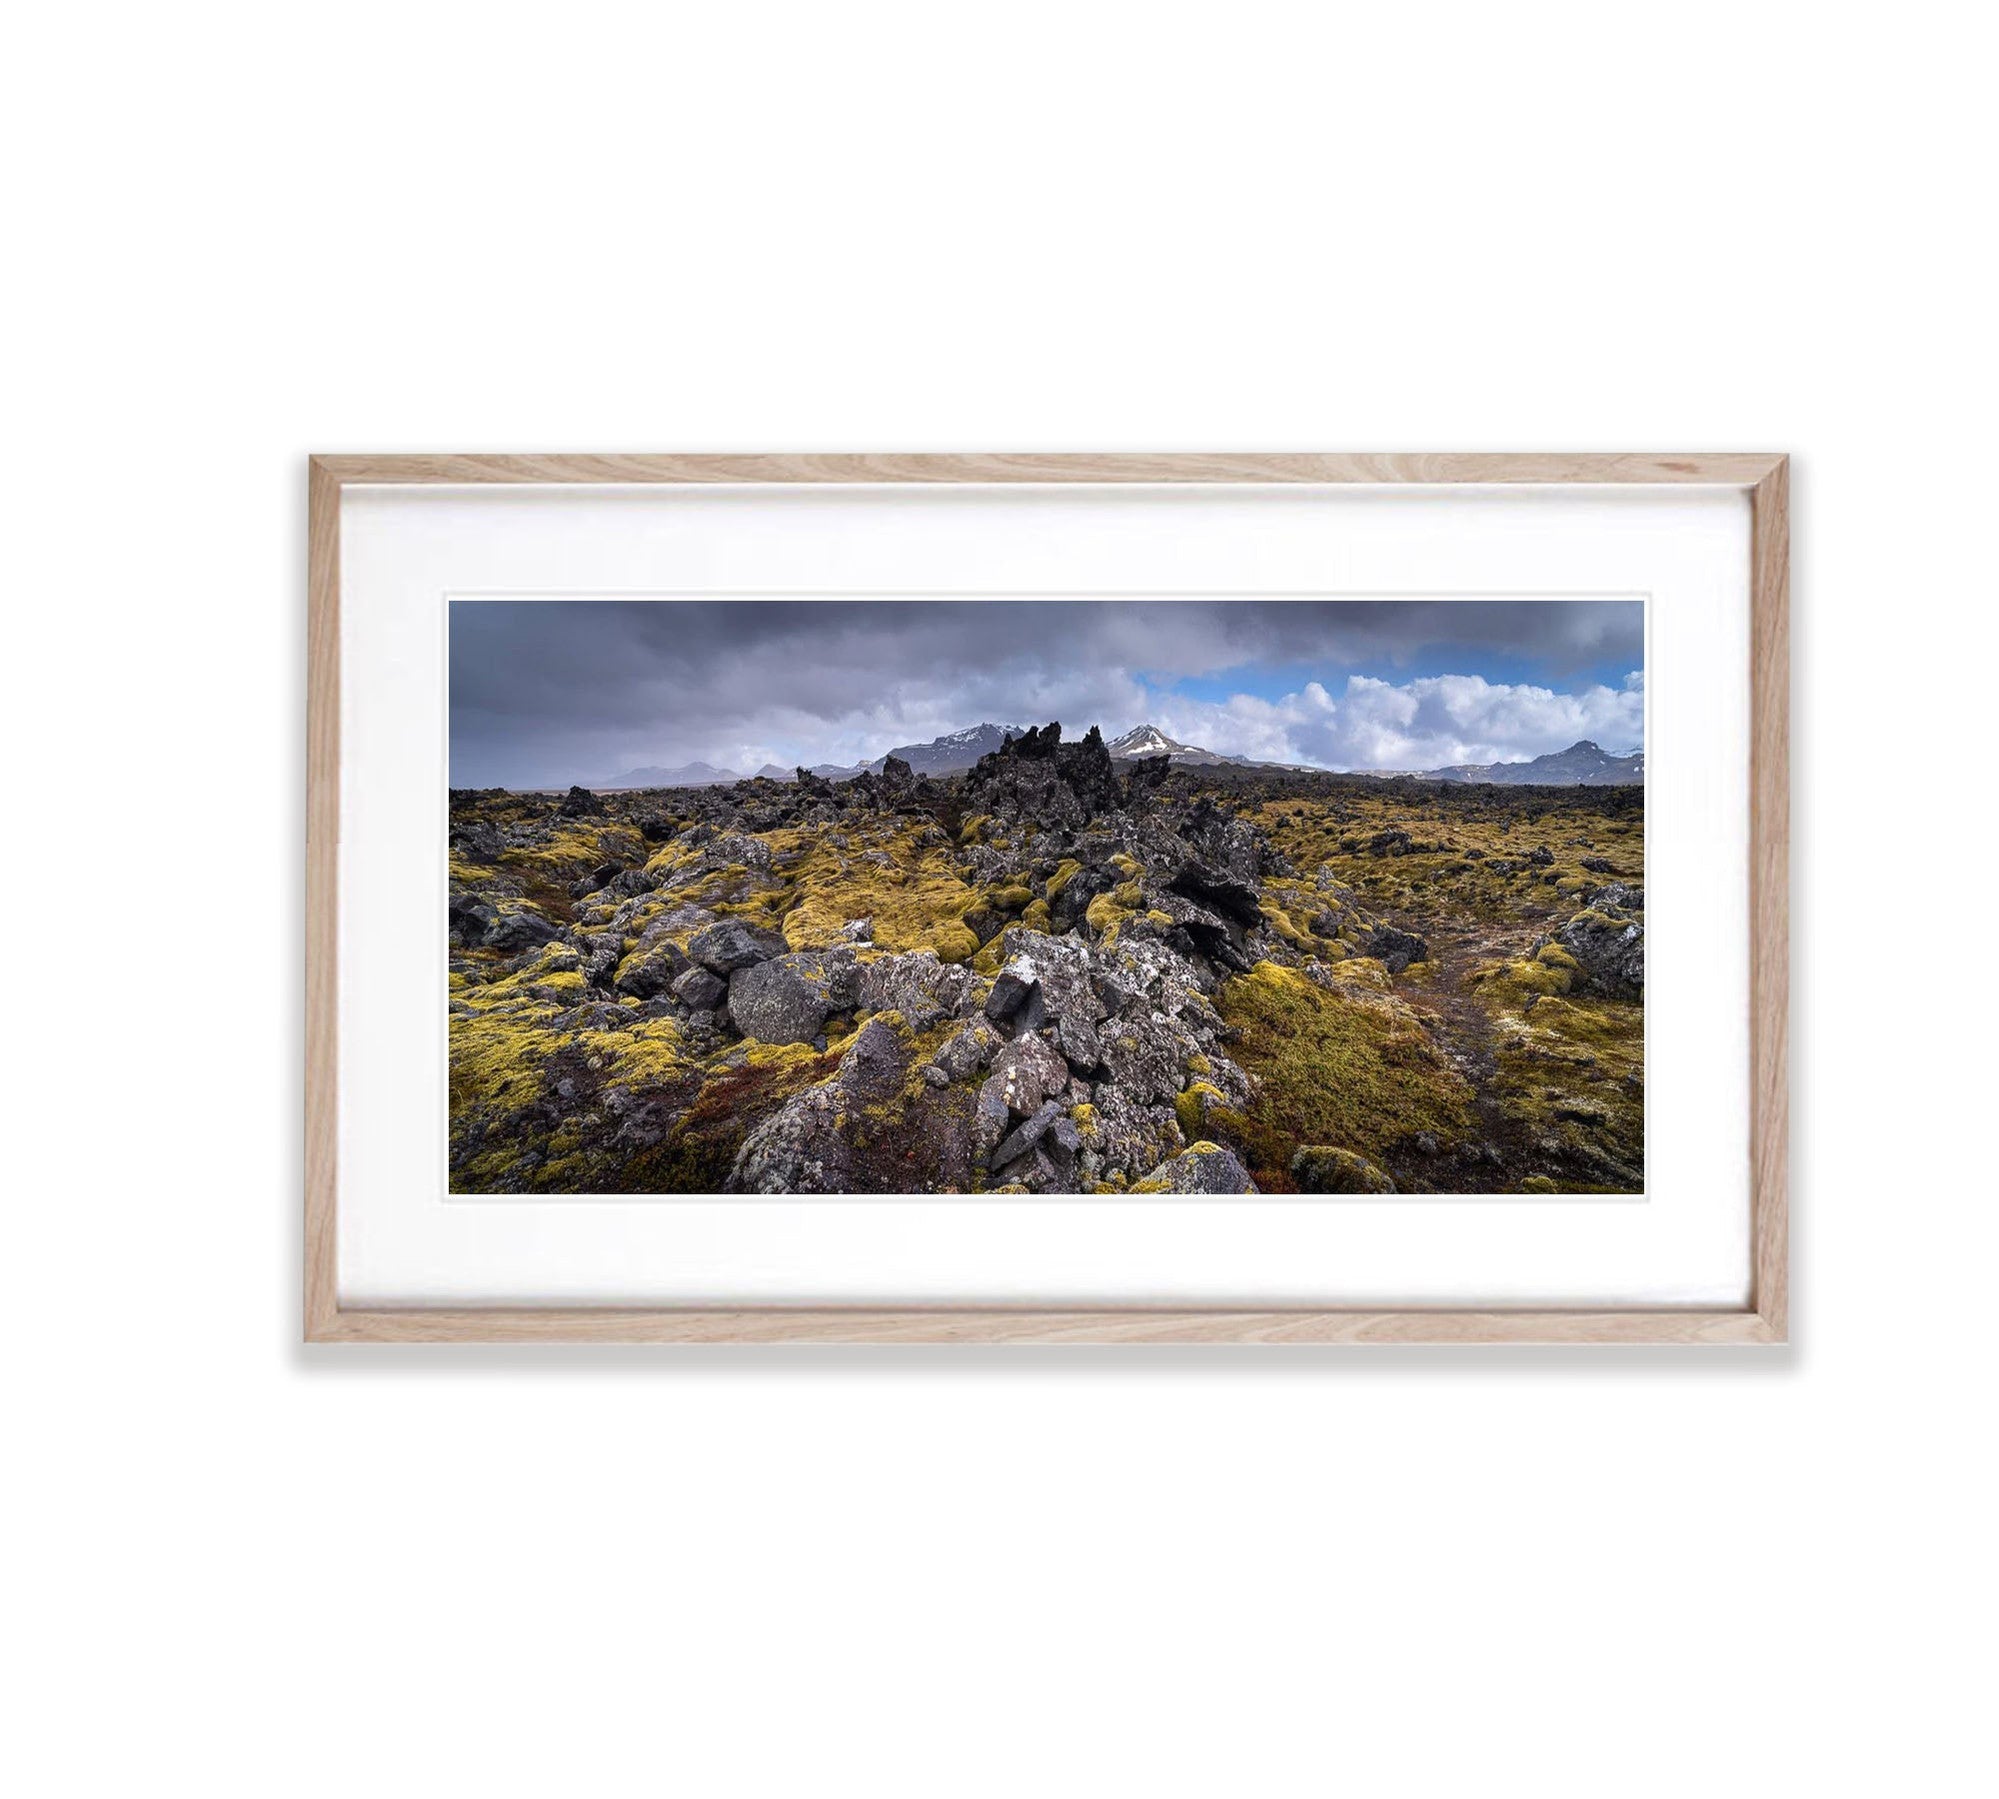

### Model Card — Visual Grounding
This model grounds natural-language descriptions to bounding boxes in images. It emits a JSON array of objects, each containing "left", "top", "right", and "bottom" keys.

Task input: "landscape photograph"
[{"left": 447, "top": 599, "right": 1645, "bottom": 1196}]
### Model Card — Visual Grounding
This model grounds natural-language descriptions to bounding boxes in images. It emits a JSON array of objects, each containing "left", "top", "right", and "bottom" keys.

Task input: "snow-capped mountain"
[
  {"left": 1106, "top": 724, "right": 1238, "bottom": 766},
  {"left": 865, "top": 722, "right": 1030, "bottom": 776}
]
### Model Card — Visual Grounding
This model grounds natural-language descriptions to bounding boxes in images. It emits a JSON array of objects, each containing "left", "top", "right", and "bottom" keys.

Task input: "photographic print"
[{"left": 446, "top": 598, "right": 1645, "bottom": 1198}]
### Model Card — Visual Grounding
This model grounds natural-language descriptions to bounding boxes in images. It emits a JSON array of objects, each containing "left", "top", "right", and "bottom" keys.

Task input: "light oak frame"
[{"left": 307, "top": 454, "right": 1789, "bottom": 1344}]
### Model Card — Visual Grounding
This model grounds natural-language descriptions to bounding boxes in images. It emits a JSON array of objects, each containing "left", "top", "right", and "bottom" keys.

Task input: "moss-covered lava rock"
[{"left": 447, "top": 735, "right": 1645, "bottom": 1195}]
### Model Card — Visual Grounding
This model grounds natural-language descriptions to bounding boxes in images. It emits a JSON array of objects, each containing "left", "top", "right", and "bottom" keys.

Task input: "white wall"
[{"left": 8, "top": 5, "right": 1991, "bottom": 1795}]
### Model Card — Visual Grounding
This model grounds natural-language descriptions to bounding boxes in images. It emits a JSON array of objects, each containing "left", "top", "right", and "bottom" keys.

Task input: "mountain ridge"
[
  {"left": 608, "top": 758, "right": 743, "bottom": 788},
  {"left": 864, "top": 722, "right": 1029, "bottom": 776},
  {"left": 603, "top": 728, "right": 1642, "bottom": 790},
  {"left": 1417, "top": 739, "right": 1644, "bottom": 785}
]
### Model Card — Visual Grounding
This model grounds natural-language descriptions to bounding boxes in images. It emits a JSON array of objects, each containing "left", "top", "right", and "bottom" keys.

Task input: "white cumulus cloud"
[{"left": 1145, "top": 671, "right": 1644, "bottom": 771}]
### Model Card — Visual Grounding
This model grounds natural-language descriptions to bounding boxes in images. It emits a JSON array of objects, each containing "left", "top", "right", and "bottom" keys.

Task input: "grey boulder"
[
  {"left": 727, "top": 955, "right": 836, "bottom": 1044},
  {"left": 837, "top": 1018, "right": 907, "bottom": 1102},
  {"left": 688, "top": 918, "right": 788, "bottom": 975},
  {"left": 670, "top": 964, "right": 727, "bottom": 1010},
  {"left": 929, "top": 1018, "right": 1003, "bottom": 1084},
  {"left": 1290, "top": 1145, "right": 1396, "bottom": 1194},
  {"left": 982, "top": 1033, "right": 1070, "bottom": 1121},
  {"left": 485, "top": 909, "right": 562, "bottom": 955},
  {"left": 858, "top": 949, "right": 971, "bottom": 1031},
  {"left": 1139, "top": 1143, "right": 1258, "bottom": 1194},
  {"left": 1555, "top": 912, "right": 1645, "bottom": 1000}
]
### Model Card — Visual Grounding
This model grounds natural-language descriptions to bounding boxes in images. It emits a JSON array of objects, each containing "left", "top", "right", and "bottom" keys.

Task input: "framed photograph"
[{"left": 307, "top": 454, "right": 1788, "bottom": 1343}]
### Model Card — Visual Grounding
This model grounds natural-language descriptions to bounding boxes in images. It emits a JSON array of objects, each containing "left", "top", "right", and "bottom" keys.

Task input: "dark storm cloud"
[{"left": 449, "top": 598, "right": 1644, "bottom": 787}]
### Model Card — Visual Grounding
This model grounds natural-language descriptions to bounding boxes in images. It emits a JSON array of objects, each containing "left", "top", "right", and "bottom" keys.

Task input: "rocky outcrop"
[
  {"left": 688, "top": 919, "right": 787, "bottom": 974},
  {"left": 1166, "top": 860, "right": 1263, "bottom": 929},
  {"left": 449, "top": 720, "right": 1647, "bottom": 1199},
  {"left": 727, "top": 955, "right": 837, "bottom": 1044},
  {"left": 1555, "top": 911, "right": 1645, "bottom": 1000},
  {"left": 962, "top": 722, "right": 1154, "bottom": 827},
  {"left": 1291, "top": 1145, "right": 1397, "bottom": 1194},
  {"left": 857, "top": 949, "right": 973, "bottom": 1032},
  {"left": 1096, "top": 1014, "right": 1187, "bottom": 1106},
  {"left": 727, "top": 1084, "right": 854, "bottom": 1193},
  {"left": 835, "top": 1018, "right": 907, "bottom": 1102},
  {"left": 1363, "top": 924, "right": 1428, "bottom": 976},
  {"left": 449, "top": 894, "right": 499, "bottom": 947},
  {"left": 989, "top": 931, "right": 1102, "bottom": 1038},
  {"left": 926, "top": 1018, "right": 1002, "bottom": 1085},
  {"left": 1137, "top": 1143, "right": 1258, "bottom": 1194},
  {"left": 1585, "top": 881, "right": 1644, "bottom": 916},
  {"left": 980, "top": 1034, "right": 1071, "bottom": 1127},
  {"left": 1183, "top": 800, "right": 1267, "bottom": 884},
  {"left": 668, "top": 964, "right": 725, "bottom": 1009},
  {"left": 484, "top": 910, "right": 562, "bottom": 954}
]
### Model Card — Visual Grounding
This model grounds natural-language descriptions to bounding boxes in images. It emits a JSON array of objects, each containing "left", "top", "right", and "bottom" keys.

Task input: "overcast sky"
[{"left": 449, "top": 598, "right": 1645, "bottom": 787}]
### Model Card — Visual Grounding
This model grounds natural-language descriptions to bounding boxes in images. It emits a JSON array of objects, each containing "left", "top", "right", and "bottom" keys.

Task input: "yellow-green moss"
[
  {"left": 474, "top": 943, "right": 585, "bottom": 1002},
  {"left": 929, "top": 921, "right": 980, "bottom": 964},
  {"left": 1213, "top": 961, "right": 1474, "bottom": 1184},
  {"left": 449, "top": 1006, "right": 558, "bottom": 1114},
  {"left": 501, "top": 821, "right": 643, "bottom": 879},
  {"left": 770, "top": 822, "right": 984, "bottom": 959},
  {"left": 1258, "top": 880, "right": 1331, "bottom": 951},
  {"left": 1481, "top": 993, "right": 1644, "bottom": 1187},
  {"left": 603, "top": 1019, "right": 692, "bottom": 1087},
  {"left": 1520, "top": 995, "right": 1638, "bottom": 1056},
  {"left": 1175, "top": 1081, "right": 1224, "bottom": 1139},
  {"left": 643, "top": 840, "right": 701, "bottom": 880},
  {"left": 1469, "top": 955, "right": 1573, "bottom": 1005},
  {"left": 1085, "top": 889, "right": 1134, "bottom": 941},
  {"left": 449, "top": 772, "right": 1647, "bottom": 1196}
]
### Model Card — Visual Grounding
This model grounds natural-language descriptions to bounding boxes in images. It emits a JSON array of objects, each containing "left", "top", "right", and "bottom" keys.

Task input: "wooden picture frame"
[{"left": 307, "top": 453, "right": 1788, "bottom": 1344}]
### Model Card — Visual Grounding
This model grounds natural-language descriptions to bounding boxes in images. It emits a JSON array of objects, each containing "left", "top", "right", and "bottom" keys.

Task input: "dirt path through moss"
[{"left": 1382, "top": 915, "right": 1543, "bottom": 1191}]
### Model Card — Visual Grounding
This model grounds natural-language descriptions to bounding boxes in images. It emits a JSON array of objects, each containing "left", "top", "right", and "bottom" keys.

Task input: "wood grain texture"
[
  {"left": 304, "top": 452, "right": 1791, "bottom": 1345},
  {"left": 312, "top": 451, "right": 1784, "bottom": 487},
  {"left": 305, "top": 460, "right": 341, "bottom": 1341},
  {"left": 309, "top": 1307, "right": 1782, "bottom": 1346},
  {"left": 1749, "top": 460, "right": 1792, "bottom": 1340}
]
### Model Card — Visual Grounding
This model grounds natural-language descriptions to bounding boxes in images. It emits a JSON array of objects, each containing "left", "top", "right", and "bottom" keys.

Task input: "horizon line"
[{"left": 459, "top": 724, "right": 1645, "bottom": 790}]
